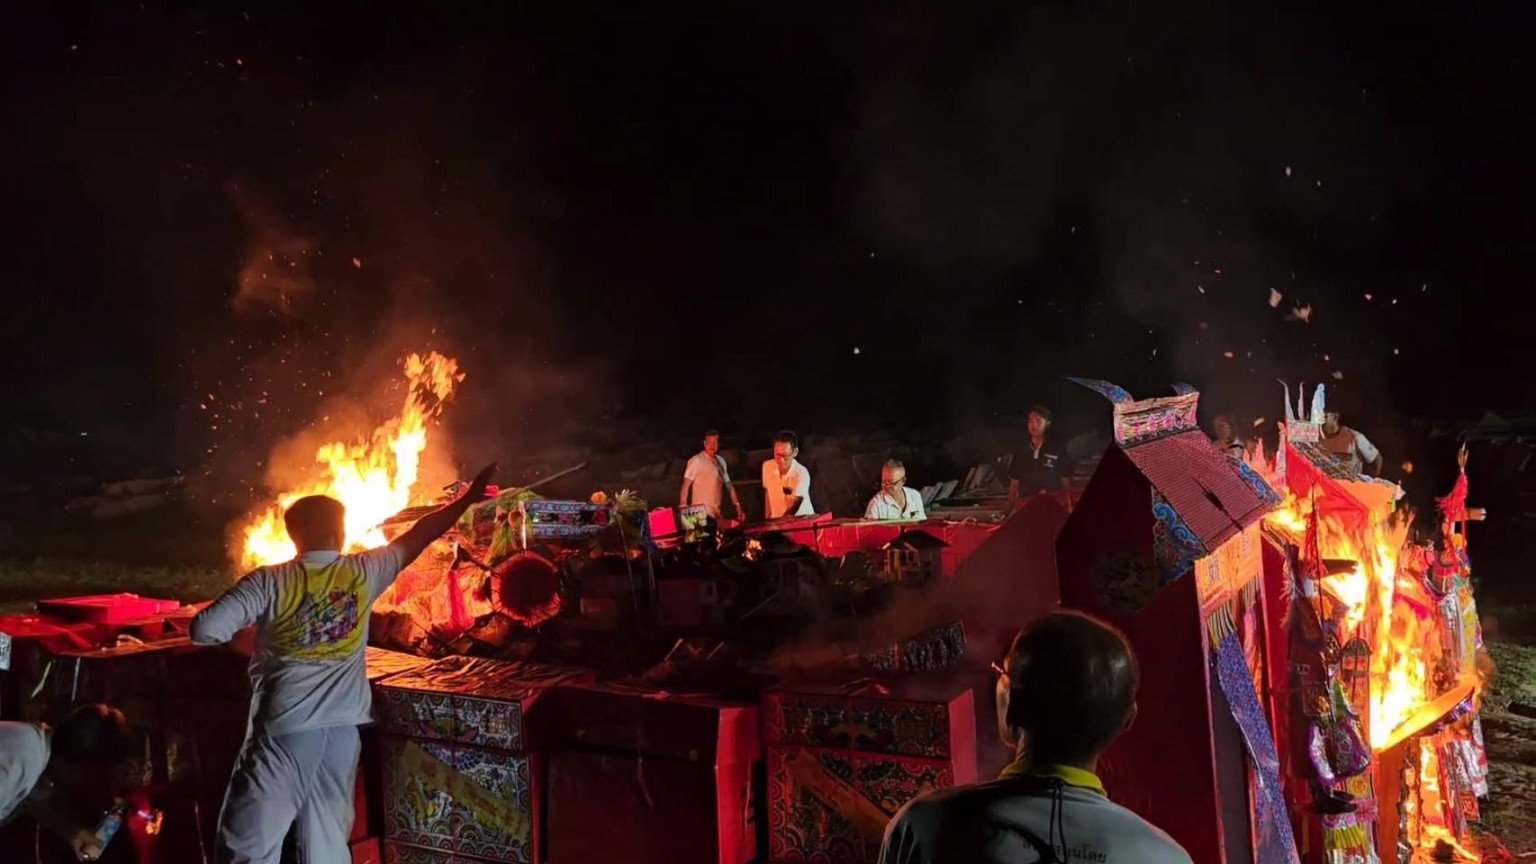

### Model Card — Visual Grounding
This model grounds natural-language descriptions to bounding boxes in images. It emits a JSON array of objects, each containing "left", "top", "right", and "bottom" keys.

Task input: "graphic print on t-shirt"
[{"left": 269, "top": 559, "right": 369, "bottom": 661}]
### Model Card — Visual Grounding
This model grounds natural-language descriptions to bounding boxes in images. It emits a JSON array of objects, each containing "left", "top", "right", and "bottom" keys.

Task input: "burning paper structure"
[
  {"left": 1264, "top": 385, "right": 1488, "bottom": 863},
  {"left": 1056, "top": 379, "right": 1489, "bottom": 864}
]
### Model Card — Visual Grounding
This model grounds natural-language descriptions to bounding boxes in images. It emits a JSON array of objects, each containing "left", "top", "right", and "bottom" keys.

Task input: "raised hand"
[{"left": 466, "top": 463, "right": 498, "bottom": 499}]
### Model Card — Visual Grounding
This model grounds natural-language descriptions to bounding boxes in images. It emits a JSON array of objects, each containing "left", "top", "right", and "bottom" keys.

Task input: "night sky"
[{"left": 5, "top": 2, "right": 1532, "bottom": 482}]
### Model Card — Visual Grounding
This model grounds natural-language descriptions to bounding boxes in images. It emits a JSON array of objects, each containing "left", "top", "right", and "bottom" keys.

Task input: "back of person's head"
[
  {"left": 1003, "top": 610, "right": 1138, "bottom": 765},
  {"left": 52, "top": 703, "right": 131, "bottom": 767},
  {"left": 284, "top": 495, "right": 346, "bottom": 552}
]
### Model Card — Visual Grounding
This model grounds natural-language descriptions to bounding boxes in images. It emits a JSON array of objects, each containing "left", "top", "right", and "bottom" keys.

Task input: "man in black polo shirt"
[{"left": 1007, "top": 405, "right": 1067, "bottom": 506}]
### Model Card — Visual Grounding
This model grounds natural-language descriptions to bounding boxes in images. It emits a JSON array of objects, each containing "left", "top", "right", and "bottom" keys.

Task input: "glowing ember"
[{"left": 237, "top": 352, "right": 463, "bottom": 570}]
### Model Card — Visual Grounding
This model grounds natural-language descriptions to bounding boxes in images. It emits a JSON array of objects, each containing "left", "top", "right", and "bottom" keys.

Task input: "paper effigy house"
[
  {"left": 881, "top": 529, "right": 949, "bottom": 585},
  {"left": 1055, "top": 380, "right": 1297, "bottom": 864}
]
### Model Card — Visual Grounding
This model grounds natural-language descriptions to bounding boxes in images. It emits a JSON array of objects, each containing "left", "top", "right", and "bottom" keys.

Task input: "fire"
[
  {"left": 1416, "top": 741, "right": 1482, "bottom": 861},
  {"left": 237, "top": 352, "right": 463, "bottom": 570},
  {"left": 1264, "top": 493, "right": 1427, "bottom": 751}
]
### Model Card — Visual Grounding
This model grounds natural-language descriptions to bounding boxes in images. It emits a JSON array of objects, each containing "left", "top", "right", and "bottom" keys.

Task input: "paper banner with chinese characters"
[
  {"left": 1195, "top": 521, "right": 1263, "bottom": 644},
  {"left": 399, "top": 739, "right": 531, "bottom": 843}
]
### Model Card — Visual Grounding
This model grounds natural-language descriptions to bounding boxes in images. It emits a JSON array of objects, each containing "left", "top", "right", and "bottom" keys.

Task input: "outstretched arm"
[
  {"left": 190, "top": 572, "right": 267, "bottom": 646},
  {"left": 391, "top": 463, "right": 497, "bottom": 566}
]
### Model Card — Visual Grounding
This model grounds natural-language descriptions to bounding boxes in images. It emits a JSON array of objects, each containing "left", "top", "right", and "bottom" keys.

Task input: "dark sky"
[{"left": 4, "top": 1, "right": 1532, "bottom": 480}]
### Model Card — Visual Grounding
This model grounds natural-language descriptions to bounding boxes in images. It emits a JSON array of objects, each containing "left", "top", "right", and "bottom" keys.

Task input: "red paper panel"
[{"left": 547, "top": 750, "right": 757, "bottom": 864}]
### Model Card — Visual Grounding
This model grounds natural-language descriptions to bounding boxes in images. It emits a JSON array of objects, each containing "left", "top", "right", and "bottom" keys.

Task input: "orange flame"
[
  {"left": 1264, "top": 492, "right": 1426, "bottom": 750},
  {"left": 237, "top": 352, "right": 463, "bottom": 570},
  {"left": 1416, "top": 740, "right": 1482, "bottom": 861}
]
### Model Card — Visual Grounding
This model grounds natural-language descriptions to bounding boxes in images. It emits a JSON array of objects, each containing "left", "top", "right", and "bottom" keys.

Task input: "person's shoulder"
[
  {"left": 890, "top": 778, "right": 1012, "bottom": 826},
  {"left": 349, "top": 544, "right": 406, "bottom": 569},
  {"left": 1092, "top": 797, "right": 1194, "bottom": 862},
  {"left": 0, "top": 721, "right": 47, "bottom": 757},
  {"left": 0, "top": 720, "right": 41, "bottom": 740},
  {"left": 240, "top": 561, "right": 287, "bottom": 584}
]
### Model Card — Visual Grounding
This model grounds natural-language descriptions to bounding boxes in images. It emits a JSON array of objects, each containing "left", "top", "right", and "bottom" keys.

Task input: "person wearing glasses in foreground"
[{"left": 879, "top": 611, "right": 1192, "bottom": 864}]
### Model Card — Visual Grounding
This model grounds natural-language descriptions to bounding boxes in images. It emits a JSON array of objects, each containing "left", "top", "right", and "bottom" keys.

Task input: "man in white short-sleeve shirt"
[
  {"left": 191, "top": 464, "right": 496, "bottom": 864},
  {"left": 1321, "top": 410, "right": 1383, "bottom": 476},
  {"left": 680, "top": 430, "right": 742, "bottom": 519},
  {"left": 864, "top": 460, "right": 926, "bottom": 521},
  {"left": 761, "top": 430, "right": 814, "bottom": 519}
]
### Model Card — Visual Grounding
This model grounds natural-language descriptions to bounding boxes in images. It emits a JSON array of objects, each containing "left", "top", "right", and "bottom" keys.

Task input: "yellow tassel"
[
  {"left": 1323, "top": 822, "right": 1367, "bottom": 849},
  {"left": 1242, "top": 575, "right": 1260, "bottom": 606},
  {"left": 1206, "top": 601, "right": 1237, "bottom": 647}
]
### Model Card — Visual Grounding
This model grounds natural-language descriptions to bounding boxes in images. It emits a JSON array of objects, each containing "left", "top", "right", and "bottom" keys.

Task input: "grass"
[
  {"left": 0, "top": 557, "right": 230, "bottom": 614},
  {"left": 1478, "top": 640, "right": 1536, "bottom": 857}
]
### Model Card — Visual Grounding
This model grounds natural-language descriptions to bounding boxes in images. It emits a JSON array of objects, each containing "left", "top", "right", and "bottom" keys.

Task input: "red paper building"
[
  {"left": 1054, "top": 380, "right": 1287, "bottom": 864},
  {"left": 762, "top": 676, "right": 976, "bottom": 863},
  {"left": 543, "top": 680, "right": 762, "bottom": 864},
  {"left": 373, "top": 656, "right": 592, "bottom": 864}
]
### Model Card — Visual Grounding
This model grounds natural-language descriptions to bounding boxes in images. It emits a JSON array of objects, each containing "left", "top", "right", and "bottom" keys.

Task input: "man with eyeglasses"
[
  {"left": 863, "top": 460, "right": 926, "bottom": 521},
  {"left": 879, "top": 611, "right": 1192, "bottom": 864},
  {"left": 761, "top": 430, "right": 814, "bottom": 519}
]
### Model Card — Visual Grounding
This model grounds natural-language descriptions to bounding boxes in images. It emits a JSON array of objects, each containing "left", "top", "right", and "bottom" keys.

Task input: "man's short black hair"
[
  {"left": 703, "top": 429, "right": 721, "bottom": 438},
  {"left": 1027, "top": 405, "right": 1053, "bottom": 423},
  {"left": 52, "top": 703, "right": 131, "bottom": 767},
  {"left": 284, "top": 495, "right": 346, "bottom": 551},
  {"left": 1005, "top": 610, "right": 1138, "bottom": 765},
  {"left": 772, "top": 430, "right": 799, "bottom": 450}
]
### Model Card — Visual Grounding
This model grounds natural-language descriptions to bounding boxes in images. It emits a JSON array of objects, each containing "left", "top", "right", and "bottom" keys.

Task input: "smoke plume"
[{"left": 228, "top": 181, "right": 317, "bottom": 318}]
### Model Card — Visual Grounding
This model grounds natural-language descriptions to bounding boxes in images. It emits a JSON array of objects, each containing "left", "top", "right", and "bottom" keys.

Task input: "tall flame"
[
  {"left": 1265, "top": 492, "right": 1426, "bottom": 750},
  {"left": 237, "top": 352, "right": 463, "bottom": 570}
]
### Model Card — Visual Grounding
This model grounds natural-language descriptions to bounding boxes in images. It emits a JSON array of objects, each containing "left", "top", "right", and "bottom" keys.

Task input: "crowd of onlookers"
[{"left": 678, "top": 401, "right": 1387, "bottom": 530}]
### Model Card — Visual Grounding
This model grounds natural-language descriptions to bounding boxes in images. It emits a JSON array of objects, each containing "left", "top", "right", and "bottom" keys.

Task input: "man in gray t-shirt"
[
  {"left": 192, "top": 464, "right": 495, "bottom": 864},
  {"left": 880, "top": 612, "right": 1193, "bottom": 864}
]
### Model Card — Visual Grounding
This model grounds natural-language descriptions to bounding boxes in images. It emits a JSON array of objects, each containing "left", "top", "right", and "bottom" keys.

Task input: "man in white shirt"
[
  {"left": 680, "top": 429, "right": 742, "bottom": 519},
  {"left": 1320, "top": 410, "right": 1383, "bottom": 475},
  {"left": 864, "top": 460, "right": 926, "bottom": 521},
  {"left": 191, "top": 463, "right": 495, "bottom": 864},
  {"left": 1, "top": 703, "right": 132, "bottom": 861},
  {"left": 881, "top": 611, "right": 1193, "bottom": 864},
  {"left": 761, "top": 430, "right": 814, "bottom": 519}
]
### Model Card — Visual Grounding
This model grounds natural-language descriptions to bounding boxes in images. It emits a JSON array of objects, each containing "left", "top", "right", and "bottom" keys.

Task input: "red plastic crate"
[{"left": 37, "top": 594, "right": 180, "bottom": 623}]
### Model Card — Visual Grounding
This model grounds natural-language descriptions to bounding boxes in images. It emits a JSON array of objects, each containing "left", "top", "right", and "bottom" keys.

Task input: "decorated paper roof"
[
  {"left": 1070, "top": 378, "right": 1282, "bottom": 582},
  {"left": 883, "top": 529, "right": 950, "bottom": 550},
  {"left": 1122, "top": 428, "right": 1278, "bottom": 549}
]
